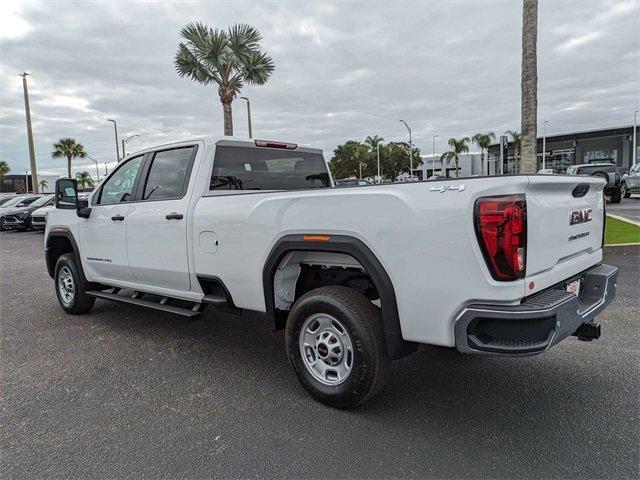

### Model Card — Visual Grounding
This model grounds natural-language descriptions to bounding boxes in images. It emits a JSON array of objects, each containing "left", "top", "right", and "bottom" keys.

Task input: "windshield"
[
  {"left": 2, "top": 196, "right": 37, "bottom": 208},
  {"left": 29, "top": 194, "right": 54, "bottom": 208}
]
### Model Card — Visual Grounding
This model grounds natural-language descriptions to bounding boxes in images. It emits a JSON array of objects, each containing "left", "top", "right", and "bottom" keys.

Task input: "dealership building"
[{"left": 487, "top": 125, "right": 639, "bottom": 174}]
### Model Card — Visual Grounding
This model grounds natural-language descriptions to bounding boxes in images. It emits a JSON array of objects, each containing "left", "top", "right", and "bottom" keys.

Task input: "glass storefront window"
[{"left": 583, "top": 149, "right": 617, "bottom": 164}]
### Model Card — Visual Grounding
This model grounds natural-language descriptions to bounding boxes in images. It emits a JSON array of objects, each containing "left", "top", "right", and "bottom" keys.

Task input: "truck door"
[
  {"left": 124, "top": 145, "right": 198, "bottom": 292},
  {"left": 79, "top": 155, "right": 144, "bottom": 282}
]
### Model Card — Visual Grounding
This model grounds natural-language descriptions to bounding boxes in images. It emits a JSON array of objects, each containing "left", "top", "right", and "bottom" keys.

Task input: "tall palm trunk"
[
  {"left": 455, "top": 156, "right": 460, "bottom": 178},
  {"left": 219, "top": 86, "right": 234, "bottom": 136},
  {"left": 67, "top": 155, "right": 72, "bottom": 178},
  {"left": 480, "top": 150, "right": 485, "bottom": 175},
  {"left": 520, "top": 0, "right": 538, "bottom": 173}
]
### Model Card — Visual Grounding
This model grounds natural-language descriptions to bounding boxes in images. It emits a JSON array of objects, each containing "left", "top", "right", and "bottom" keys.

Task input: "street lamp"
[
  {"left": 18, "top": 72, "right": 39, "bottom": 193},
  {"left": 542, "top": 120, "right": 549, "bottom": 170},
  {"left": 86, "top": 154, "right": 101, "bottom": 182},
  {"left": 239, "top": 97, "right": 253, "bottom": 138},
  {"left": 376, "top": 142, "right": 381, "bottom": 184},
  {"left": 399, "top": 120, "right": 413, "bottom": 181},
  {"left": 634, "top": 110, "right": 638, "bottom": 167},
  {"left": 121, "top": 134, "right": 140, "bottom": 158},
  {"left": 432, "top": 135, "right": 439, "bottom": 177},
  {"left": 107, "top": 119, "right": 120, "bottom": 162}
]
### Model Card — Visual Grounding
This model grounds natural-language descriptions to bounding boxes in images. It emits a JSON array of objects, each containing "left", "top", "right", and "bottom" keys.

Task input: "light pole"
[
  {"left": 542, "top": 120, "right": 549, "bottom": 170},
  {"left": 18, "top": 72, "right": 39, "bottom": 193},
  {"left": 104, "top": 163, "right": 109, "bottom": 176},
  {"left": 86, "top": 155, "right": 101, "bottom": 182},
  {"left": 376, "top": 142, "right": 381, "bottom": 183},
  {"left": 121, "top": 134, "right": 140, "bottom": 158},
  {"left": 107, "top": 119, "right": 120, "bottom": 162},
  {"left": 634, "top": 110, "right": 638, "bottom": 167},
  {"left": 25, "top": 170, "right": 30, "bottom": 193},
  {"left": 399, "top": 120, "right": 413, "bottom": 181},
  {"left": 432, "top": 135, "right": 439, "bottom": 177},
  {"left": 239, "top": 97, "right": 253, "bottom": 138}
]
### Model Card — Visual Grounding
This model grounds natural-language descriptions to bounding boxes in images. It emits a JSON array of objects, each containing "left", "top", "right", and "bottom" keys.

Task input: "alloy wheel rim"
[
  {"left": 299, "top": 313, "right": 354, "bottom": 386},
  {"left": 58, "top": 266, "right": 75, "bottom": 306}
]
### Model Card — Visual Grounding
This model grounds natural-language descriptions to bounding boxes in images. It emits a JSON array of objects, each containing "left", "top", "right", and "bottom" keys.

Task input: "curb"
[
  {"left": 607, "top": 213, "right": 640, "bottom": 227},
  {"left": 604, "top": 242, "right": 640, "bottom": 247}
]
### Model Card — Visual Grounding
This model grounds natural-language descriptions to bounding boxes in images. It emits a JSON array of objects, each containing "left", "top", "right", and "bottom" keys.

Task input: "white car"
[
  {"left": 44, "top": 136, "right": 618, "bottom": 408},
  {"left": 621, "top": 162, "right": 640, "bottom": 198},
  {"left": 31, "top": 204, "right": 56, "bottom": 231},
  {"left": 537, "top": 168, "right": 555, "bottom": 175}
]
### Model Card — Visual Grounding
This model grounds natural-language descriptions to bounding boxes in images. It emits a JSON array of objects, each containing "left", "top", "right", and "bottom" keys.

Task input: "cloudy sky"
[{"left": 1, "top": 0, "right": 638, "bottom": 177}]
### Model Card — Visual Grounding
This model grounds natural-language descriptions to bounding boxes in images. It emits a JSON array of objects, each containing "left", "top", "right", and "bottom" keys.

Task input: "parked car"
[
  {"left": 537, "top": 168, "right": 555, "bottom": 175},
  {"left": 335, "top": 178, "right": 372, "bottom": 186},
  {"left": 621, "top": 162, "right": 640, "bottom": 198},
  {"left": 45, "top": 136, "right": 617, "bottom": 408},
  {"left": 31, "top": 193, "right": 88, "bottom": 231},
  {"left": 0, "top": 195, "right": 44, "bottom": 230},
  {"left": 1, "top": 194, "right": 54, "bottom": 231},
  {"left": 565, "top": 163, "right": 623, "bottom": 203}
]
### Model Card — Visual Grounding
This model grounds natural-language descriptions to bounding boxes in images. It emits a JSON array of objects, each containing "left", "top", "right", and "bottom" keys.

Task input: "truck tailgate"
[{"left": 524, "top": 175, "right": 606, "bottom": 295}]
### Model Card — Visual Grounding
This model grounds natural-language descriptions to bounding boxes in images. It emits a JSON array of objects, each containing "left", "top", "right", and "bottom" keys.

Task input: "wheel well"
[{"left": 46, "top": 235, "right": 75, "bottom": 278}]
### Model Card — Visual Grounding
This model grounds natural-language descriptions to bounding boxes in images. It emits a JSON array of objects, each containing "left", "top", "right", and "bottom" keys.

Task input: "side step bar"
[{"left": 87, "top": 289, "right": 203, "bottom": 318}]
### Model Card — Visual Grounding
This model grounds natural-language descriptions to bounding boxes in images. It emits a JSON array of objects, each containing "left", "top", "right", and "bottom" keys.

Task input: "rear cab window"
[{"left": 210, "top": 144, "right": 331, "bottom": 191}]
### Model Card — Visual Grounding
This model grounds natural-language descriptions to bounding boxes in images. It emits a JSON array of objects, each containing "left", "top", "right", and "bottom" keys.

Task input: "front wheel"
[
  {"left": 610, "top": 187, "right": 622, "bottom": 203},
  {"left": 622, "top": 182, "right": 631, "bottom": 198},
  {"left": 285, "top": 286, "right": 390, "bottom": 409},
  {"left": 54, "top": 253, "right": 95, "bottom": 314}
]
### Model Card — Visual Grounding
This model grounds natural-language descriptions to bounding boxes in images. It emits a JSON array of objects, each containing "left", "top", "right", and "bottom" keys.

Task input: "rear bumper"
[{"left": 454, "top": 264, "right": 618, "bottom": 355}]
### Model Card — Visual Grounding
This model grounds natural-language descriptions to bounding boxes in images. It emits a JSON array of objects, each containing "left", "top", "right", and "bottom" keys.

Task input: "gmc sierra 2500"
[{"left": 46, "top": 136, "right": 618, "bottom": 408}]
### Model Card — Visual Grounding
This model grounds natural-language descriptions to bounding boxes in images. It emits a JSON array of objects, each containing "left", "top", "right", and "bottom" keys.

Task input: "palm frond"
[
  {"left": 228, "top": 24, "right": 262, "bottom": 57},
  {"left": 241, "top": 50, "right": 275, "bottom": 85}
]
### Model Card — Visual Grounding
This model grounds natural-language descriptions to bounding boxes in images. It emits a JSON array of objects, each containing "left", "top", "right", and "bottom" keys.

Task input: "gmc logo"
[{"left": 569, "top": 208, "right": 592, "bottom": 225}]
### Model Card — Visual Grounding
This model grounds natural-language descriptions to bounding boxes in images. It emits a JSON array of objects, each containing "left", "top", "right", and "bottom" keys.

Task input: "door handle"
[
  {"left": 165, "top": 213, "right": 184, "bottom": 220},
  {"left": 111, "top": 215, "right": 125, "bottom": 221}
]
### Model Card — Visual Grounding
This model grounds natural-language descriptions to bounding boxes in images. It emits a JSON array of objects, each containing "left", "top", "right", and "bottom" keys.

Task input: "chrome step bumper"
[{"left": 454, "top": 264, "right": 618, "bottom": 355}]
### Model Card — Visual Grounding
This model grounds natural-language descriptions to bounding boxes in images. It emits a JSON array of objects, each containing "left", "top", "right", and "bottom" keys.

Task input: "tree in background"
[
  {"left": 381, "top": 142, "right": 422, "bottom": 181},
  {"left": 52, "top": 138, "right": 87, "bottom": 178},
  {"left": 329, "top": 140, "right": 369, "bottom": 179},
  {"left": 38, "top": 179, "right": 48, "bottom": 192},
  {"left": 174, "top": 22, "right": 275, "bottom": 136},
  {"left": 75, "top": 171, "right": 94, "bottom": 190},
  {"left": 505, "top": 130, "right": 522, "bottom": 171},
  {"left": 440, "top": 137, "right": 470, "bottom": 178},
  {"left": 0, "top": 161, "right": 10, "bottom": 193},
  {"left": 472, "top": 132, "right": 496, "bottom": 175},
  {"left": 520, "top": 0, "right": 538, "bottom": 173}
]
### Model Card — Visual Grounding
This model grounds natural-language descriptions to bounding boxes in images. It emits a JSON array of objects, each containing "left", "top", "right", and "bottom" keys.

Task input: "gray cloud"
[{"left": 0, "top": 0, "right": 638, "bottom": 176}]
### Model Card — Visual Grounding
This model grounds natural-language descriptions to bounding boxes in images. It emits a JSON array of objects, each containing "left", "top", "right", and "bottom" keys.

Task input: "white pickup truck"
[{"left": 46, "top": 136, "right": 618, "bottom": 408}]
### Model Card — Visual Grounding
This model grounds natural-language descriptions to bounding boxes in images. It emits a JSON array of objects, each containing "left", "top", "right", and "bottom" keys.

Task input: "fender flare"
[
  {"left": 45, "top": 227, "right": 83, "bottom": 279},
  {"left": 262, "top": 234, "right": 418, "bottom": 360}
]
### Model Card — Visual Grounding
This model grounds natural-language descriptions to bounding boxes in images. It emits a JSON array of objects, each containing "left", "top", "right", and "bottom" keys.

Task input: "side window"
[
  {"left": 142, "top": 147, "right": 196, "bottom": 201},
  {"left": 98, "top": 156, "right": 143, "bottom": 205}
]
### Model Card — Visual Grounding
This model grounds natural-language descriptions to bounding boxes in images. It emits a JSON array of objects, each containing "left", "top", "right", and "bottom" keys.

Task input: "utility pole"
[
  {"left": 240, "top": 97, "right": 253, "bottom": 138},
  {"left": 399, "top": 120, "right": 413, "bottom": 181},
  {"left": 634, "top": 110, "right": 638, "bottom": 167},
  {"left": 18, "top": 72, "right": 39, "bottom": 193},
  {"left": 432, "top": 135, "right": 438, "bottom": 176},
  {"left": 542, "top": 120, "right": 548, "bottom": 170},
  {"left": 376, "top": 142, "right": 381, "bottom": 183},
  {"left": 107, "top": 119, "right": 120, "bottom": 162},
  {"left": 25, "top": 170, "right": 29, "bottom": 193}
]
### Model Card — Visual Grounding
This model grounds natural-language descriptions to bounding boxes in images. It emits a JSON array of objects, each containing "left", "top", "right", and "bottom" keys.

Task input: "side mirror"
[
  {"left": 55, "top": 179, "right": 78, "bottom": 210},
  {"left": 77, "top": 198, "right": 91, "bottom": 219}
]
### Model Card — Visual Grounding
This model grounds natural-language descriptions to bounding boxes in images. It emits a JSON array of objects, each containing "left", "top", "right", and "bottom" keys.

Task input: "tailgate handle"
[{"left": 572, "top": 184, "right": 590, "bottom": 198}]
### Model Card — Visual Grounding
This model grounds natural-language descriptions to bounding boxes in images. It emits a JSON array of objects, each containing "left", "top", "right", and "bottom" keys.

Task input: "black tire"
[
  {"left": 610, "top": 187, "right": 622, "bottom": 203},
  {"left": 54, "top": 253, "right": 95, "bottom": 314},
  {"left": 285, "top": 286, "right": 390, "bottom": 409},
  {"left": 0, "top": 218, "right": 6, "bottom": 231},
  {"left": 622, "top": 182, "right": 631, "bottom": 198}
]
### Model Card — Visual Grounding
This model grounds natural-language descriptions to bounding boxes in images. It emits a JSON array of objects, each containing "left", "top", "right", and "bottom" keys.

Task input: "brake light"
[
  {"left": 474, "top": 195, "right": 527, "bottom": 281},
  {"left": 254, "top": 140, "right": 297, "bottom": 150}
]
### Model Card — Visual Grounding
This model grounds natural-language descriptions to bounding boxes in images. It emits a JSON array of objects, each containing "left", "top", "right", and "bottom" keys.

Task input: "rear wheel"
[
  {"left": 54, "top": 253, "right": 95, "bottom": 314},
  {"left": 285, "top": 285, "right": 390, "bottom": 409},
  {"left": 610, "top": 187, "right": 622, "bottom": 203}
]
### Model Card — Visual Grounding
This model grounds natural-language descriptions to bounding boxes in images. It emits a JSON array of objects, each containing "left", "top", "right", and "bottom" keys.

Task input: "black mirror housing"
[
  {"left": 77, "top": 198, "right": 91, "bottom": 218},
  {"left": 55, "top": 179, "right": 78, "bottom": 210}
]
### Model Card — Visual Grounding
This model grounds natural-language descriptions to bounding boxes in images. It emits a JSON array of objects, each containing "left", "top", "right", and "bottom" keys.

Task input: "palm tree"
[
  {"left": 75, "top": 171, "right": 94, "bottom": 190},
  {"left": 174, "top": 22, "right": 275, "bottom": 136},
  {"left": 440, "top": 137, "right": 470, "bottom": 178},
  {"left": 38, "top": 179, "right": 48, "bottom": 192},
  {"left": 472, "top": 132, "right": 496, "bottom": 175},
  {"left": 0, "top": 161, "right": 9, "bottom": 193},
  {"left": 505, "top": 130, "right": 522, "bottom": 172},
  {"left": 52, "top": 138, "right": 87, "bottom": 178},
  {"left": 520, "top": 0, "right": 538, "bottom": 173}
]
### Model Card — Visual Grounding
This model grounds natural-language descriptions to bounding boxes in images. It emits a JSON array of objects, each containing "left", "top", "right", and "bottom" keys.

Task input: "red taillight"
[{"left": 474, "top": 195, "right": 527, "bottom": 281}]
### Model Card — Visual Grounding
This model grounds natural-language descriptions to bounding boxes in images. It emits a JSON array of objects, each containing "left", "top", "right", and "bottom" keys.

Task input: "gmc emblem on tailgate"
[{"left": 569, "top": 208, "right": 592, "bottom": 225}]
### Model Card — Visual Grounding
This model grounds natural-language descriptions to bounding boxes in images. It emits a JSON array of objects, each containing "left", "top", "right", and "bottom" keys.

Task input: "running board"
[{"left": 87, "top": 290, "right": 203, "bottom": 318}]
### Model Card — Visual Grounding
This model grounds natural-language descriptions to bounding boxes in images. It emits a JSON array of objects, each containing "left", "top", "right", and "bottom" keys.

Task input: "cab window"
[
  {"left": 142, "top": 146, "right": 196, "bottom": 201},
  {"left": 97, "top": 156, "right": 144, "bottom": 205}
]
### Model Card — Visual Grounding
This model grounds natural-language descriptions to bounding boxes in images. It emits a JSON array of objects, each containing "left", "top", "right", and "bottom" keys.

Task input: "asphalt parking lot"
[
  {"left": 1, "top": 231, "right": 638, "bottom": 479},
  {"left": 608, "top": 195, "right": 640, "bottom": 223}
]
